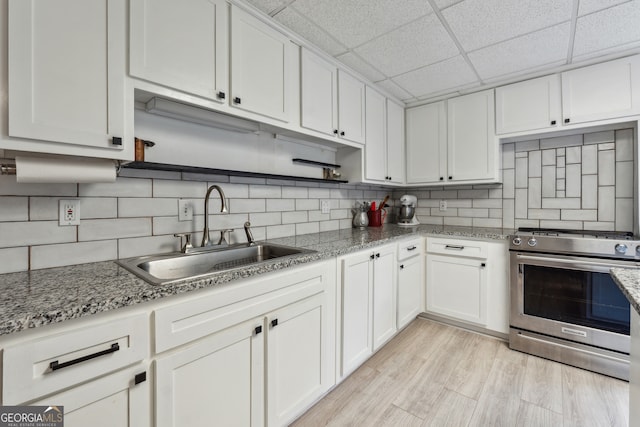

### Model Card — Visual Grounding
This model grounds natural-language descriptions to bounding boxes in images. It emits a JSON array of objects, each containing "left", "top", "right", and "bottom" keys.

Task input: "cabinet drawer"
[
  {"left": 154, "top": 262, "right": 328, "bottom": 353},
  {"left": 3, "top": 313, "right": 148, "bottom": 404},
  {"left": 398, "top": 238, "right": 423, "bottom": 261},
  {"left": 426, "top": 237, "right": 488, "bottom": 259}
]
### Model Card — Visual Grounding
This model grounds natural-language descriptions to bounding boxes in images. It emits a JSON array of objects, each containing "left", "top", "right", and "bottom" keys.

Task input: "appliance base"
[{"left": 509, "top": 327, "right": 629, "bottom": 381}]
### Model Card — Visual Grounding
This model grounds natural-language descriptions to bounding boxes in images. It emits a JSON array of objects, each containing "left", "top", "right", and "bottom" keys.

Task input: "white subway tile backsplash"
[
  {"left": 528, "top": 209, "right": 560, "bottom": 220},
  {"left": 542, "top": 198, "right": 581, "bottom": 209},
  {"left": 79, "top": 218, "right": 151, "bottom": 241},
  {"left": 0, "top": 176, "right": 77, "bottom": 197},
  {"left": 584, "top": 130, "right": 614, "bottom": 145},
  {"left": 218, "top": 183, "right": 249, "bottom": 199},
  {"left": 296, "top": 199, "right": 319, "bottom": 210},
  {"left": 153, "top": 180, "right": 206, "bottom": 198},
  {"left": 80, "top": 178, "right": 151, "bottom": 197},
  {"left": 565, "top": 164, "right": 581, "bottom": 197},
  {"left": 448, "top": 200, "right": 473, "bottom": 208},
  {"left": 308, "top": 188, "right": 331, "bottom": 199},
  {"left": 82, "top": 198, "right": 118, "bottom": 219},
  {"left": 540, "top": 134, "right": 582, "bottom": 149},
  {"left": 515, "top": 139, "right": 540, "bottom": 152},
  {"left": 542, "top": 166, "right": 556, "bottom": 198},
  {"left": 598, "top": 186, "right": 615, "bottom": 221},
  {"left": 598, "top": 149, "right": 615, "bottom": 186},
  {"left": 282, "top": 186, "right": 308, "bottom": 198},
  {"left": 308, "top": 210, "right": 330, "bottom": 222},
  {"left": 118, "top": 235, "right": 179, "bottom": 259},
  {"left": 528, "top": 151, "right": 542, "bottom": 177},
  {"left": 581, "top": 145, "right": 598, "bottom": 174},
  {"left": 249, "top": 185, "right": 282, "bottom": 198},
  {"left": 229, "top": 199, "right": 265, "bottom": 213},
  {"left": 528, "top": 178, "right": 541, "bottom": 209},
  {"left": 31, "top": 240, "right": 117, "bottom": 270},
  {"left": 118, "top": 198, "right": 177, "bottom": 217},
  {"left": 0, "top": 221, "right": 76, "bottom": 248},
  {"left": 319, "top": 220, "right": 340, "bottom": 232},
  {"left": 444, "top": 217, "right": 472, "bottom": 226},
  {"left": 561, "top": 209, "right": 597, "bottom": 221},
  {"left": 515, "top": 158, "right": 528, "bottom": 188},
  {"left": 472, "top": 199, "right": 502, "bottom": 209},
  {"left": 330, "top": 209, "right": 349, "bottom": 220},
  {"left": 598, "top": 143, "right": 615, "bottom": 151},
  {"left": 582, "top": 222, "right": 615, "bottom": 231},
  {"left": 542, "top": 149, "right": 556, "bottom": 166},
  {"left": 581, "top": 175, "right": 598, "bottom": 209},
  {"left": 267, "top": 199, "right": 295, "bottom": 212},
  {"left": 539, "top": 220, "right": 583, "bottom": 229},
  {"left": 515, "top": 219, "right": 540, "bottom": 229},
  {"left": 0, "top": 248, "right": 28, "bottom": 273},
  {"left": 0, "top": 197, "right": 28, "bottom": 222},
  {"left": 458, "top": 208, "right": 489, "bottom": 218},
  {"left": 282, "top": 211, "right": 308, "bottom": 224},
  {"left": 615, "top": 129, "right": 634, "bottom": 161},
  {"left": 230, "top": 176, "right": 266, "bottom": 185},
  {"left": 418, "top": 216, "right": 443, "bottom": 225},
  {"left": 430, "top": 190, "right": 458, "bottom": 198},
  {"left": 502, "top": 143, "right": 515, "bottom": 169},
  {"left": 615, "top": 198, "right": 634, "bottom": 231},
  {"left": 502, "top": 169, "right": 515, "bottom": 199},
  {"left": 565, "top": 146, "right": 581, "bottom": 164},
  {"left": 616, "top": 161, "right": 634, "bottom": 198},
  {"left": 502, "top": 199, "right": 515, "bottom": 229},
  {"left": 458, "top": 189, "right": 489, "bottom": 199},
  {"left": 267, "top": 224, "right": 296, "bottom": 239},
  {"left": 248, "top": 212, "right": 282, "bottom": 227},
  {"left": 472, "top": 218, "right": 502, "bottom": 228},
  {"left": 515, "top": 189, "right": 528, "bottom": 218}
]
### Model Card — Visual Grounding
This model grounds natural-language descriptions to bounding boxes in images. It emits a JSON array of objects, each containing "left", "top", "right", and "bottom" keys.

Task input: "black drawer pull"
[
  {"left": 217, "top": 91, "right": 226, "bottom": 100},
  {"left": 234, "top": 97, "right": 241, "bottom": 104},
  {"left": 134, "top": 371, "right": 147, "bottom": 385},
  {"left": 564, "top": 118, "right": 570, "bottom": 123},
  {"left": 49, "top": 343, "right": 119, "bottom": 371},
  {"left": 271, "top": 318, "right": 278, "bottom": 327},
  {"left": 550, "top": 120, "right": 556, "bottom": 125},
  {"left": 407, "top": 246, "right": 417, "bottom": 251},
  {"left": 254, "top": 325, "right": 263, "bottom": 335},
  {"left": 400, "top": 264, "right": 404, "bottom": 269},
  {"left": 444, "top": 245, "right": 465, "bottom": 250},
  {"left": 111, "top": 136, "right": 122, "bottom": 146}
]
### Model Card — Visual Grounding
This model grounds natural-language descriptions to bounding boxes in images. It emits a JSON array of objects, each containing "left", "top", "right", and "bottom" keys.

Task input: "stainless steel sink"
[{"left": 117, "top": 243, "right": 315, "bottom": 285}]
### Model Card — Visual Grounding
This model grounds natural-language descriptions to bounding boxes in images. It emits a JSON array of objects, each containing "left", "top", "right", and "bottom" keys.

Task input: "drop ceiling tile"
[
  {"left": 273, "top": 7, "right": 347, "bottom": 56},
  {"left": 335, "top": 52, "right": 386, "bottom": 82},
  {"left": 354, "top": 14, "right": 459, "bottom": 77},
  {"left": 289, "top": 0, "right": 433, "bottom": 48},
  {"left": 442, "top": 0, "right": 573, "bottom": 51},
  {"left": 578, "top": 0, "right": 631, "bottom": 16},
  {"left": 244, "top": 0, "right": 286, "bottom": 15},
  {"left": 468, "top": 23, "right": 570, "bottom": 79},
  {"left": 391, "top": 56, "right": 478, "bottom": 99},
  {"left": 375, "top": 79, "right": 414, "bottom": 101},
  {"left": 573, "top": 1, "right": 640, "bottom": 57}
]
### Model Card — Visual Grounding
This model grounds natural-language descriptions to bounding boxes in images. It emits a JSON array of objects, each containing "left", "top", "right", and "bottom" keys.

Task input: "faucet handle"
[
  {"left": 217, "top": 229, "right": 234, "bottom": 245},
  {"left": 174, "top": 233, "right": 193, "bottom": 253},
  {"left": 244, "top": 221, "right": 255, "bottom": 245}
]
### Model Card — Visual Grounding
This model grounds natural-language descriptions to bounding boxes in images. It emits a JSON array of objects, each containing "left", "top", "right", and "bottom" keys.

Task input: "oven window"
[{"left": 523, "top": 265, "right": 630, "bottom": 335}]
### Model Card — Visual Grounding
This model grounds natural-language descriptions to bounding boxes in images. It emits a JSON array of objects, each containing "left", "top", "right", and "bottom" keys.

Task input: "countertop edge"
[{"left": 610, "top": 267, "right": 640, "bottom": 316}]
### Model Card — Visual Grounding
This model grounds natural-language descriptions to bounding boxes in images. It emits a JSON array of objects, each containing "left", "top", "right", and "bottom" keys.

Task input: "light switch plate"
[
  {"left": 59, "top": 199, "right": 80, "bottom": 225},
  {"left": 178, "top": 199, "right": 193, "bottom": 221},
  {"left": 321, "top": 200, "right": 331, "bottom": 214}
]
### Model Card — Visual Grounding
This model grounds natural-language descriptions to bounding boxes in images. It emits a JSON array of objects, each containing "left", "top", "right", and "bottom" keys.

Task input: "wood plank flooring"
[{"left": 292, "top": 318, "right": 629, "bottom": 426}]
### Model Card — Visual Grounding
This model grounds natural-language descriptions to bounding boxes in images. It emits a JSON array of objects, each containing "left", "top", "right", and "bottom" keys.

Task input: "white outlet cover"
[
  {"left": 439, "top": 200, "right": 447, "bottom": 211},
  {"left": 59, "top": 199, "right": 80, "bottom": 226},
  {"left": 178, "top": 199, "right": 193, "bottom": 221},
  {"left": 320, "top": 200, "right": 331, "bottom": 214}
]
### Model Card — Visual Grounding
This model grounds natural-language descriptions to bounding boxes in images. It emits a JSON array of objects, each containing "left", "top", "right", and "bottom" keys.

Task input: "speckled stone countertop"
[
  {"left": 610, "top": 267, "right": 640, "bottom": 316},
  {"left": 0, "top": 224, "right": 512, "bottom": 337}
]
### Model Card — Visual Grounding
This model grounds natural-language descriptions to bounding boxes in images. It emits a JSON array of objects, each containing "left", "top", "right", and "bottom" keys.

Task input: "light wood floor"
[{"left": 292, "top": 318, "right": 629, "bottom": 427}]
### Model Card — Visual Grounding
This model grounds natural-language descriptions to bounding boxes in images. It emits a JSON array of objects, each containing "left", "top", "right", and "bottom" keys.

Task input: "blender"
[{"left": 397, "top": 195, "right": 419, "bottom": 226}]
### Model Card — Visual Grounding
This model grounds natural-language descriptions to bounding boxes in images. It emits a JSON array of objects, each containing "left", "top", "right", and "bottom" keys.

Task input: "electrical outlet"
[
  {"left": 320, "top": 200, "right": 331, "bottom": 214},
  {"left": 439, "top": 200, "right": 447, "bottom": 212},
  {"left": 59, "top": 199, "right": 80, "bottom": 226},
  {"left": 178, "top": 199, "right": 193, "bottom": 221}
]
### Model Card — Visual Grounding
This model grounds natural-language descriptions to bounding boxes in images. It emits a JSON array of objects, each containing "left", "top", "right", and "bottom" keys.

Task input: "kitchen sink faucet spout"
[{"left": 201, "top": 184, "right": 228, "bottom": 247}]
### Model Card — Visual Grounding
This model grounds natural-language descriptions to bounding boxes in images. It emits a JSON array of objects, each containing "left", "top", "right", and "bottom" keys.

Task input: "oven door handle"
[{"left": 515, "top": 253, "right": 637, "bottom": 271}]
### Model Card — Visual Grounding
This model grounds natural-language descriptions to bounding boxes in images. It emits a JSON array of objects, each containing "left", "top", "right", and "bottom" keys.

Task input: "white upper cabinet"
[
  {"left": 337, "top": 70, "right": 366, "bottom": 144},
  {"left": 495, "top": 74, "right": 561, "bottom": 134},
  {"left": 364, "top": 86, "right": 387, "bottom": 182},
  {"left": 300, "top": 48, "right": 338, "bottom": 137},
  {"left": 562, "top": 55, "right": 640, "bottom": 125},
  {"left": 447, "top": 90, "right": 497, "bottom": 183},
  {"left": 405, "top": 101, "right": 447, "bottom": 185},
  {"left": 130, "top": 0, "right": 229, "bottom": 103},
  {"left": 230, "top": 6, "right": 293, "bottom": 122},
  {"left": 386, "top": 99, "right": 405, "bottom": 185},
  {"left": 6, "top": 0, "right": 131, "bottom": 160}
]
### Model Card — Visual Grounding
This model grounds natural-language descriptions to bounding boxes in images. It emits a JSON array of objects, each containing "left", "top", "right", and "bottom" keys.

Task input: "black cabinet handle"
[
  {"left": 333, "top": 129, "right": 338, "bottom": 134},
  {"left": 254, "top": 325, "right": 262, "bottom": 335},
  {"left": 271, "top": 318, "right": 278, "bottom": 327},
  {"left": 407, "top": 246, "right": 417, "bottom": 251},
  {"left": 370, "top": 254, "right": 375, "bottom": 260},
  {"left": 448, "top": 176, "right": 452, "bottom": 180},
  {"left": 400, "top": 264, "right": 404, "bottom": 269},
  {"left": 217, "top": 91, "right": 226, "bottom": 100},
  {"left": 340, "top": 131, "right": 345, "bottom": 136},
  {"left": 550, "top": 120, "right": 556, "bottom": 125},
  {"left": 111, "top": 137, "right": 122, "bottom": 146},
  {"left": 234, "top": 97, "right": 241, "bottom": 104},
  {"left": 49, "top": 343, "right": 119, "bottom": 371},
  {"left": 564, "top": 118, "right": 570, "bottom": 123},
  {"left": 134, "top": 371, "right": 146, "bottom": 385},
  {"left": 439, "top": 177, "right": 444, "bottom": 181},
  {"left": 481, "top": 262, "right": 486, "bottom": 268},
  {"left": 375, "top": 253, "right": 380, "bottom": 258},
  {"left": 445, "top": 244, "right": 465, "bottom": 251}
]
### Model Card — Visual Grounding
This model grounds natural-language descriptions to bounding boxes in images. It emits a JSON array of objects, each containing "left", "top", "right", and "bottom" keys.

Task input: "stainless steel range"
[{"left": 509, "top": 228, "right": 640, "bottom": 380}]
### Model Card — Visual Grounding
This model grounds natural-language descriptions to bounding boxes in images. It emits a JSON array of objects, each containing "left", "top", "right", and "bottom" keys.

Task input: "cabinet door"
[
  {"left": 155, "top": 318, "right": 264, "bottom": 427},
  {"left": 631, "top": 310, "right": 640, "bottom": 425},
  {"left": 364, "top": 86, "right": 387, "bottom": 182},
  {"left": 267, "top": 293, "right": 328, "bottom": 427},
  {"left": 8, "top": 0, "right": 129, "bottom": 158},
  {"left": 397, "top": 255, "right": 424, "bottom": 330},
  {"left": 341, "top": 252, "right": 373, "bottom": 376},
  {"left": 31, "top": 365, "right": 150, "bottom": 427},
  {"left": 300, "top": 48, "right": 338, "bottom": 136},
  {"left": 447, "top": 90, "right": 496, "bottom": 182},
  {"left": 372, "top": 245, "right": 397, "bottom": 350},
  {"left": 495, "top": 74, "right": 561, "bottom": 134},
  {"left": 405, "top": 102, "right": 446, "bottom": 184},
  {"left": 562, "top": 55, "right": 640, "bottom": 125},
  {"left": 386, "top": 99, "right": 405, "bottom": 184},
  {"left": 130, "top": 0, "right": 228, "bottom": 103},
  {"left": 230, "top": 6, "right": 292, "bottom": 122},
  {"left": 426, "top": 254, "right": 487, "bottom": 326},
  {"left": 337, "top": 70, "right": 366, "bottom": 144}
]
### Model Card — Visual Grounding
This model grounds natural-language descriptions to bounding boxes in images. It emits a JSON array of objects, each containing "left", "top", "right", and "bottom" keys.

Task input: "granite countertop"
[
  {"left": 610, "top": 267, "right": 640, "bottom": 316},
  {"left": 0, "top": 224, "right": 512, "bottom": 337}
]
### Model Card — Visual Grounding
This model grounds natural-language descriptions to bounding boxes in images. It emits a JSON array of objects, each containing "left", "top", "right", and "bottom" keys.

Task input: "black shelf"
[
  {"left": 292, "top": 158, "right": 341, "bottom": 169},
  {"left": 122, "top": 162, "right": 349, "bottom": 184}
]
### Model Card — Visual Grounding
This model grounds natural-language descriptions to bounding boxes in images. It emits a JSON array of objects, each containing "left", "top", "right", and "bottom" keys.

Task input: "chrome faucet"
[{"left": 201, "top": 184, "right": 228, "bottom": 247}]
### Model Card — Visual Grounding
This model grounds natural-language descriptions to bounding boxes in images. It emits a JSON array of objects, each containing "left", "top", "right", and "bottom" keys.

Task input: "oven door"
[{"left": 510, "top": 251, "right": 635, "bottom": 354}]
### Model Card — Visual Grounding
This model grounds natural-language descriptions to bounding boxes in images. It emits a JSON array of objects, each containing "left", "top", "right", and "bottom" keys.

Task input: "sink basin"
[{"left": 117, "top": 243, "right": 315, "bottom": 285}]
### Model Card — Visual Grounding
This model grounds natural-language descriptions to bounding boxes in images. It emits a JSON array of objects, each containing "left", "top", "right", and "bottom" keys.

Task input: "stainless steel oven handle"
[{"left": 515, "top": 253, "right": 637, "bottom": 269}]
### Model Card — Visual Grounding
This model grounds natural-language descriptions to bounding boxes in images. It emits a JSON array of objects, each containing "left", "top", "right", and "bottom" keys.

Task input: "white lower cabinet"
[
  {"left": 397, "top": 238, "right": 424, "bottom": 330},
  {"left": 153, "top": 261, "right": 334, "bottom": 427},
  {"left": 340, "top": 244, "right": 396, "bottom": 376}
]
